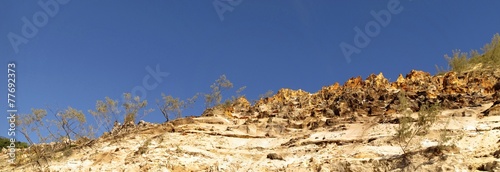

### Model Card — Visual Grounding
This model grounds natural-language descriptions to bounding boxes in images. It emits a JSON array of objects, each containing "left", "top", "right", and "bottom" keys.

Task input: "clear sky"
[{"left": 1, "top": 1, "right": 500, "bottom": 141}]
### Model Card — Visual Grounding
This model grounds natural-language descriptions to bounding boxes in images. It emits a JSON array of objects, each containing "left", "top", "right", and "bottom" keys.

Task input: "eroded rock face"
[
  {"left": 235, "top": 69, "right": 500, "bottom": 123},
  {"left": 199, "top": 69, "right": 499, "bottom": 129}
]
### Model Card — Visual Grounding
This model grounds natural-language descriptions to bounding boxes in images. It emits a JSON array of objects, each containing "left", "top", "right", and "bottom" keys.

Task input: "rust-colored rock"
[
  {"left": 207, "top": 68, "right": 498, "bottom": 126},
  {"left": 344, "top": 76, "right": 364, "bottom": 89},
  {"left": 365, "top": 73, "right": 389, "bottom": 90},
  {"left": 391, "top": 74, "right": 406, "bottom": 90},
  {"left": 406, "top": 70, "right": 431, "bottom": 83}
]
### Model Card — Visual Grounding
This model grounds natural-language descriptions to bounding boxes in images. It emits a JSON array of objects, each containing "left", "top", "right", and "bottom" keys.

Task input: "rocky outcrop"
[{"left": 200, "top": 69, "right": 500, "bottom": 125}]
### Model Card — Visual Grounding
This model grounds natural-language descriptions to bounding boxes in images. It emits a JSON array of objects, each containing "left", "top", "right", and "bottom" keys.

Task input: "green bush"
[
  {"left": 444, "top": 33, "right": 500, "bottom": 73},
  {"left": 0, "top": 137, "right": 28, "bottom": 150},
  {"left": 445, "top": 50, "right": 470, "bottom": 73}
]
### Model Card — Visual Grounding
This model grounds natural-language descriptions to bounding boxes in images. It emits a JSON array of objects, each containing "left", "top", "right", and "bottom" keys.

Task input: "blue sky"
[{"left": 1, "top": 0, "right": 500, "bottom": 141}]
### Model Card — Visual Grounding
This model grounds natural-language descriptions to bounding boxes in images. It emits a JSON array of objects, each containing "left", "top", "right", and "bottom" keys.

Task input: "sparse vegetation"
[
  {"left": 90, "top": 93, "right": 151, "bottom": 130},
  {"left": 230, "top": 86, "right": 247, "bottom": 102},
  {"left": 259, "top": 90, "right": 274, "bottom": 99},
  {"left": 440, "top": 33, "right": 500, "bottom": 73},
  {"left": 8, "top": 72, "right": 258, "bottom": 171},
  {"left": 89, "top": 97, "right": 121, "bottom": 133},
  {"left": 122, "top": 93, "right": 151, "bottom": 125},
  {"left": 202, "top": 74, "right": 249, "bottom": 112},
  {"left": 395, "top": 91, "right": 440, "bottom": 154},
  {"left": 436, "top": 117, "right": 463, "bottom": 153},
  {"left": 52, "top": 107, "right": 89, "bottom": 148},
  {"left": 204, "top": 75, "right": 234, "bottom": 108},
  {"left": 16, "top": 109, "right": 51, "bottom": 168},
  {"left": 157, "top": 93, "right": 198, "bottom": 122},
  {"left": 16, "top": 107, "right": 94, "bottom": 168},
  {"left": 157, "top": 75, "right": 246, "bottom": 121},
  {"left": 445, "top": 50, "right": 471, "bottom": 73}
]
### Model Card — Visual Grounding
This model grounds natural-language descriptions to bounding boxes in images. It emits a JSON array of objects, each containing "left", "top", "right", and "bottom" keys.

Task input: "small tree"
[
  {"left": 53, "top": 107, "right": 87, "bottom": 148},
  {"left": 122, "top": 93, "right": 149, "bottom": 125},
  {"left": 17, "top": 109, "right": 53, "bottom": 167},
  {"left": 157, "top": 93, "right": 198, "bottom": 122},
  {"left": 89, "top": 97, "right": 121, "bottom": 133},
  {"left": 20, "top": 109, "right": 59, "bottom": 144},
  {"left": 204, "top": 75, "right": 233, "bottom": 108},
  {"left": 16, "top": 107, "right": 93, "bottom": 167},
  {"left": 395, "top": 91, "right": 440, "bottom": 154}
]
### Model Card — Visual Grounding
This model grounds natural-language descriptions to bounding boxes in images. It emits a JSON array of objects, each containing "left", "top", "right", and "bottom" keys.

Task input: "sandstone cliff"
[{"left": 2, "top": 67, "right": 500, "bottom": 172}]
